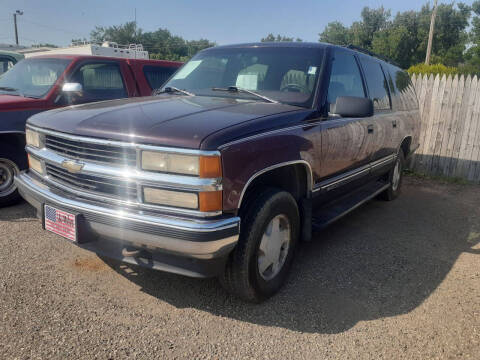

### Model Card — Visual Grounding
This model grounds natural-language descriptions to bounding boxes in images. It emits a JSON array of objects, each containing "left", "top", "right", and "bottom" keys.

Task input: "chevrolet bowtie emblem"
[{"left": 61, "top": 160, "right": 84, "bottom": 174}]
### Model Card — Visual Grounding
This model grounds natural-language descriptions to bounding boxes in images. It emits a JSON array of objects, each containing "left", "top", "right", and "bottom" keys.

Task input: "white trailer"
[{"left": 23, "top": 42, "right": 149, "bottom": 59}]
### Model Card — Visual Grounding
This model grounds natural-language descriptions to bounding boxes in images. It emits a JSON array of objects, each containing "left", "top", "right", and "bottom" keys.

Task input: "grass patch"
[{"left": 404, "top": 169, "right": 474, "bottom": 185}]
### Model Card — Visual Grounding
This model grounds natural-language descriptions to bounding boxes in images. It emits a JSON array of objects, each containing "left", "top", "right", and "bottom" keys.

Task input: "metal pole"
[
  {"left": 425, "top": 0, "right": 438, "bottom": 65},
  {"left": 13, "top": 13, "right": 19, "bottom": 45}
]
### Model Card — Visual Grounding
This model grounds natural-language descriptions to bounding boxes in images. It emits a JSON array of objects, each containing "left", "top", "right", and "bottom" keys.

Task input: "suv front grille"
[
  {"left": 46, "top": 163, "right": 138, "bottom": 201},
  {"left": 45, "top": 134, "right": 137, "bottom": 167}
]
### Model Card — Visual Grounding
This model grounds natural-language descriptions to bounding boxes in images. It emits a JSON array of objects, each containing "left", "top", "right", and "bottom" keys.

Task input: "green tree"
[
  {"left": 261, "top": 34, "right": 302, "bottom": 42},
  {"left": 91, "top": 21, "right": 142, "bottom": 44},
  {"left": 465, "top": 1, "right": 480, "bottom": 68},
  {"left": 319, "top": 3, "right": 471, "bottom": 69},
  {"left": 32, "top": 43, "right": 59, "bottom": 48},
  {"left": 319, "top": 21, "right": 350, "bottom": 45},
  {"left": 357, "top": 6, "right": 391, "bottom": 48},
  {"left": 89, "top": 22, "right": 215, "bottom": 61}
]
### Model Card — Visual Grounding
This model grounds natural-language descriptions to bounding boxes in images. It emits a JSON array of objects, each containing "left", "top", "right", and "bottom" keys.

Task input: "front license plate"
[{"left": 44, "top": 204, "right": 77, "bottom": 242}]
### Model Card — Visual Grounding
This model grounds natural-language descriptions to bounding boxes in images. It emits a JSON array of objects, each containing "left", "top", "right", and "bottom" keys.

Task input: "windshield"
[
  {"left": 162, "top": 46, "right": 325, "bottom": 108},
  {"left": 0, "top": 58, "right": 71, "bottom": 98}
]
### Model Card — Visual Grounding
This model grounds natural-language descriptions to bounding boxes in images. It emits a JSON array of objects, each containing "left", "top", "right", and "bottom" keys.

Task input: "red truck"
[{"left": 0, "top": 54, "right": 182, "bottom": 206}]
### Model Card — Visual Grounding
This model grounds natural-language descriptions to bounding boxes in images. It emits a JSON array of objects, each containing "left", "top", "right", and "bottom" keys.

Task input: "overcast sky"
[{"left": 0, "top": 0, "right": 475, "bottom": 47}]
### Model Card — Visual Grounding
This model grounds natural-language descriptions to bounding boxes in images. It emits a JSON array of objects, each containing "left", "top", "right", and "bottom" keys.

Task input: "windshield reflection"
[
  {"left": 162, "top": 46, "right": 324, "bottom": 108},
  {"left": 0, "top": 58, "right": 71, "bottom": 98}
]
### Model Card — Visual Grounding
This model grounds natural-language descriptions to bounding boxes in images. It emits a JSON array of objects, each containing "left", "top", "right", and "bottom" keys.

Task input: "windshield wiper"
[
  {"left": 211, "top": 86, "right": 278, "bottom": 103},
  {"left": 0, "top": 86, "right": 18, "bottom": 92},
  {"left": 0, "top": 86, "right": 26, "bottom": 97},
  {"left": 153, "top": 86, "right": 195, "bottom": 97}
]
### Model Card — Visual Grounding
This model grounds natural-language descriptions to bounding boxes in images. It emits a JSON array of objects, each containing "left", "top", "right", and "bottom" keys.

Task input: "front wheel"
[
  {"left": 220, "top": 188, "right": 300, "bottom": 302},
  {"left": 0, "top": 157, "right": 21, "bottom": 207},
  {"left": 379, "top": 151, "right": 405, "bottom": 201}
]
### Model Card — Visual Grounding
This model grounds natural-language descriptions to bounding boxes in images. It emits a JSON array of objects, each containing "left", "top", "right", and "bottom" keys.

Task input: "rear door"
[
  {"left": 357, "top": 56, "right": 395, "bottom": 169},
  {"left": 317, "top": 48, "right": 375, "bottom": 192}
]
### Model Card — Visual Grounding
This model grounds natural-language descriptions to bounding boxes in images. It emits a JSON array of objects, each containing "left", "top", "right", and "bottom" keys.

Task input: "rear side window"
[
  {"left": 143, "top": 66, "right": 177, "bottom": 90},
  {"left": 0, "top": 57, "right": 15, "bottom": 75},
  {"left": 359, "top": 58, "right": 391, "bottom": 110},
  {"left": 387, "top": 65, "right": 411, "bottom": 93},
  {"left": 327, "top": 50, "right": 365, "bottom": 112}
]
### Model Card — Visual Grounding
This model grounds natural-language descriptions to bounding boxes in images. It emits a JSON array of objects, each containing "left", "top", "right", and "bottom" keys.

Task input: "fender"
[
  {"left": 237, "top": 160, "right": 313, "bottom": 209},
  {"left": 220, "top": 123, "right": 320, "bottom": 211}
]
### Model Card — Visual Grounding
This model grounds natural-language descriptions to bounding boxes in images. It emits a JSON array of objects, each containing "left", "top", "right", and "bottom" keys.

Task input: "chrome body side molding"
[
  {"left": 313, "top": 154, "right": 397, "bottom": 193},
  {"left": 237, "top": 160, "right": 314, "bottom": 209}
]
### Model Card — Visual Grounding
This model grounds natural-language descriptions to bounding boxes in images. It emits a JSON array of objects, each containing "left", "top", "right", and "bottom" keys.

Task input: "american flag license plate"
[{"left": 44, "top": 205, "right": 77, "bottom": 242}]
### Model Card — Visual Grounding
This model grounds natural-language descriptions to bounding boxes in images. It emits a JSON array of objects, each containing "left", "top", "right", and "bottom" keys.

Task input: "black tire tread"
[
  {"left": 0, "top": 143, "right": 24, "bottom": 207},
  {"left": 221, "top": 187, "right": 299, "bottom": 302}
]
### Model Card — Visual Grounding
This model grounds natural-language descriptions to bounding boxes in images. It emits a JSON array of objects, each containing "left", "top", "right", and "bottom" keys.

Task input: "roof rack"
[{"left": 345, "top": 44, "right": 399, "bottom": 67}]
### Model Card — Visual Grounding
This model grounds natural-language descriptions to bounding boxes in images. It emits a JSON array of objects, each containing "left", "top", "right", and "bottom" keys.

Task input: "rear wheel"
[
  {"left": 380, "top": 151, "right": 405, "bottom": 201},
  {"left": 220, "top": 188, "right": 300, "bottom": 302}
]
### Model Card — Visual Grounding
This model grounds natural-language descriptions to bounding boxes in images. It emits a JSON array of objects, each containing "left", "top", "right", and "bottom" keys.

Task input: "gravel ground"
[{"left": 0, "top": 176, "right": 479, "bottom": 359}]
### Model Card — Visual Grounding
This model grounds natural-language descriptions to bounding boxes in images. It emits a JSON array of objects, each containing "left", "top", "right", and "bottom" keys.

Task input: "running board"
[{"left": 312, "top": 181, "right": 389, "bottom": 230}]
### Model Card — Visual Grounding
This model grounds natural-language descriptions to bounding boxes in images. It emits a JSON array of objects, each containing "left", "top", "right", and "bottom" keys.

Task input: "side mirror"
[
  {"left": 62, "top": 82, "right": 83, "bottom": 93},
  {"left": 335, "top": 96, "right": 373, "bottom": 118}
]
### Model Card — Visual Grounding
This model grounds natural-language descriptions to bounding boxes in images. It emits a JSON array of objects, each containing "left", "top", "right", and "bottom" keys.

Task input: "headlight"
[
  {"left": 26, "top": 129, "right": 41, "bottom": 148},
  {"left": 28, "top": 154, "right": 44, "bottom": 175},
  {"left": 142, "top": 151, "right": 199, "bottom": 175},
  {"left": 141, "top": 151, "right": 221, "bottom": 178}
]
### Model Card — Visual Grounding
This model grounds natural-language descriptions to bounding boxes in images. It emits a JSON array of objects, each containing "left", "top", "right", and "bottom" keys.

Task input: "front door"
[
  {"left": 65, "top": 61, "right": 128, "bottom": 105},
  {"left": 316, "top": 49, "right": 375, "bottom": 194}
]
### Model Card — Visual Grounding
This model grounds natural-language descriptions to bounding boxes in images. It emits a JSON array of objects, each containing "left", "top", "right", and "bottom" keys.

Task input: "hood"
[
  {"left": 0, "top": 94, "right": 47, "bottom": 111},
  {"left": 27, "top": 95, "right": 302, "bottom": 149}
]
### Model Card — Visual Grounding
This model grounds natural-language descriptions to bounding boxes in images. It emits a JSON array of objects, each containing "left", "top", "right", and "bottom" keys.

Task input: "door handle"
[
  {"left": 392, "top": 120, "right": 397, "bottom": 128},
  {"left": 367, "top": 124, "right": 374, "bottom": 134}
]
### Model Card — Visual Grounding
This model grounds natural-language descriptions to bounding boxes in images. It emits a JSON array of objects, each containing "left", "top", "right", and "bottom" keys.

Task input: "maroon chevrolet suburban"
[{"left": 16, "top": 43, "right": 420, "bottom": 302}]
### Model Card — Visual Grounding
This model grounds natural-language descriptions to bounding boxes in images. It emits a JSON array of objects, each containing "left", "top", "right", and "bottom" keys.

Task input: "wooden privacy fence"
[{"left": 410, "top": 74, "right": 480, "bottom": 183}]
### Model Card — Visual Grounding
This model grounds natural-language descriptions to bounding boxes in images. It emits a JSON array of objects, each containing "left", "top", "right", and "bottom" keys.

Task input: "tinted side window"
[
  {"left": 360, "top": 58, "right": 391, "bottom": 110},
  {"left": 389, "top": 67, "right": 411, "bottom": 93},
  {"left": 386, "top": 64, "right": 417, "bottom": 111},
  {"left": 0, "top": 57, "right": 15, "bottom": 75},
  {"left": 70, "top": 62, "right": 127, "bottom": 101},
  {"left": 143, "top": 66, "right": 177, "bottom": 90},
  {"left": 327, "top": 51, "right": 365, "bottom": 112}
]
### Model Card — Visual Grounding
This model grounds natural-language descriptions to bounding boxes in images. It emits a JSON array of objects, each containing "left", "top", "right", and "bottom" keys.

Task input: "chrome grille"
[
  {"left": 46, "top": 164, "right": 138, "bottom": 201},
  {"left": 45, "top": 134, "right": 137, "bottom": 167}
]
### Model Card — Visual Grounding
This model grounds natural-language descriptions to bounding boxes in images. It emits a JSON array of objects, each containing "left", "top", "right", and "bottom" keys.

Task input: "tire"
[
  {"left": 0, "top": 144, "right": 26, "bottom": 207},
  {"left": 379, "top": 150, "right": 405, "bottom": 201},
  {"left": 220, "top": 187, "right": 300, "bottom": 302}
]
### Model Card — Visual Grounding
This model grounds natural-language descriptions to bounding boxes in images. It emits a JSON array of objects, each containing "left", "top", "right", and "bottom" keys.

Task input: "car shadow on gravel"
[
  {"left": 0, "top": 201, "right": 37, "bottom": 222},
  {"left": 102, "top": 179, "right": 480, "bottom": 334}
]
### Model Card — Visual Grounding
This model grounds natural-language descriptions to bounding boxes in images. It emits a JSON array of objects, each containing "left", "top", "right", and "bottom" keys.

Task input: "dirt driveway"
[{"left": 0, "top": 176, "right": 479, "bottom": 359}]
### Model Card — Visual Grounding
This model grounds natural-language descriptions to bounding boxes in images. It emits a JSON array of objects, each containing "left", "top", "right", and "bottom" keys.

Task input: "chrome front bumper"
[{"left": 15, "top": 172, "right": 240, "bottom": 278}]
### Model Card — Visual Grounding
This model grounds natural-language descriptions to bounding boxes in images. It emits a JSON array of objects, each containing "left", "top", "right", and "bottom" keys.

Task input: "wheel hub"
[{"left": 257, "top": 214, "right": 291, "bottom": 281}]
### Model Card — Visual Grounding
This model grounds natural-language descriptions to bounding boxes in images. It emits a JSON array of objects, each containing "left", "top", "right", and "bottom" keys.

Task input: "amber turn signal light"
[
  {"left": 199, "top": 156, "right": 222, "bottom": 178},
  {"left": 199, "top": 191, "right": 222, "bottom": 212}
]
